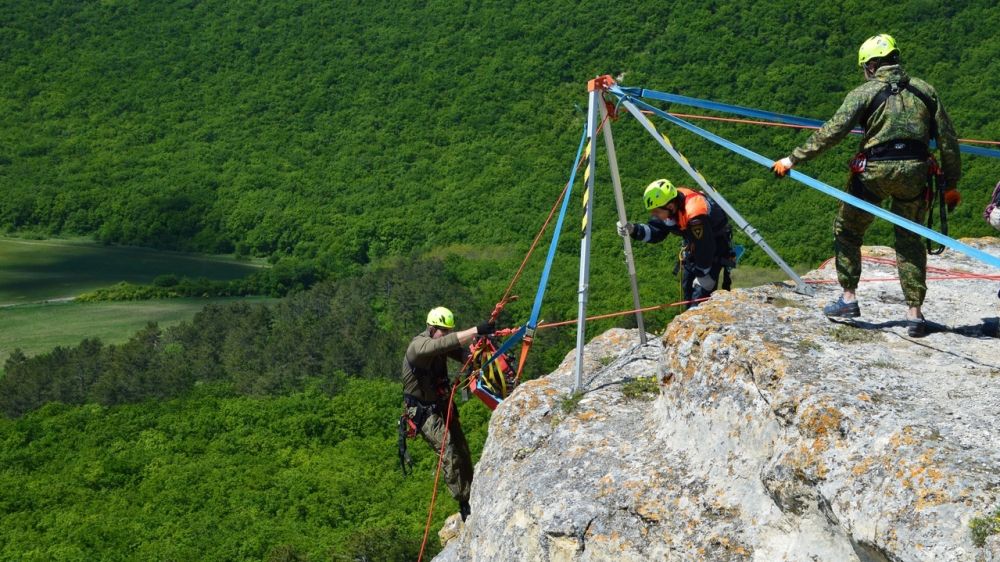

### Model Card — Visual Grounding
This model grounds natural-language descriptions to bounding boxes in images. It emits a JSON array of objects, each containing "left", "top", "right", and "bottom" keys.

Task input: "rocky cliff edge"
[{"left": 437, "top": 240, "right": 1000, "bottom": 562}]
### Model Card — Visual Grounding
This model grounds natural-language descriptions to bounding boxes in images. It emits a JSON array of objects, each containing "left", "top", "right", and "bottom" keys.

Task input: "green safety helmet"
[
  {"left": 426, "top": 306, "right": 455, "bottom": 329},
  {"left": 643, "top": 179, "right": 678, "bottom": 210},
  {"left": 858, "top": 34, "right": 898, "bottom": 67}
]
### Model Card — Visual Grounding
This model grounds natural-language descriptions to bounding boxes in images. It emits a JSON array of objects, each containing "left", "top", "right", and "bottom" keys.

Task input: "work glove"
[
  {"left": 616, "top": 220, "right": 635, "bottom": 237},
  {"left": 693, "top": 275, "right": 716, "bottom": 292},
  {"left": 943, "top": 188, "right": 961, "bottom": 212},
  {"left": 476, "top": 321, "right": 496, "bottom": 336},
  {"left": 771, "top": 156, "right": 794, "bottom": 178}
]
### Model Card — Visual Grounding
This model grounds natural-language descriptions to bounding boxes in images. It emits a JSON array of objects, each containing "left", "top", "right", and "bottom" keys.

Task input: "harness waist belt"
[
  {"left": 864, "top": 139, "right": 929, "bottom": 162},
  {"left": 403, "top": 393, "right": 439, "bottom": 409}
]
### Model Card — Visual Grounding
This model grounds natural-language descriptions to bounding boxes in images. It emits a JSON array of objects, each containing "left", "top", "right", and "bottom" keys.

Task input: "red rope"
[
  {"left": 416, "top": 376, "right": 464, "bottom": 562},
  {"left": 811, "top": 255, "right": 1000, "bottom": 284}
]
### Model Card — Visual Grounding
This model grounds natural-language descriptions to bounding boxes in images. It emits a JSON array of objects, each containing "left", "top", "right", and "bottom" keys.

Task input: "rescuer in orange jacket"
[{"left": 617, "top": 179, "right": 734, "bottom": 307}]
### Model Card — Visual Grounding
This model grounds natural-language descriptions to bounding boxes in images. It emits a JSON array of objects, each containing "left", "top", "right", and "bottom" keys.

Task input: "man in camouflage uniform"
[
  {"left": 772, "top": 34, "right": 961, "bottom": 337},
  {"left": 402, "top": 306, "right": 494, "bottom": 521}
]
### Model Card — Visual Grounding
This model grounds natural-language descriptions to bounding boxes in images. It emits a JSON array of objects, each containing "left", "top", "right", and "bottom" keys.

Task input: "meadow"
[
  {"left": 0, "top": 236, "right": 274, "bottom": 368},
  {"left": 0, "top": 237, "right": 264, "bottom": 305},
  {"left": 0, "top": 297, "right": 277, "bottom": 367}
]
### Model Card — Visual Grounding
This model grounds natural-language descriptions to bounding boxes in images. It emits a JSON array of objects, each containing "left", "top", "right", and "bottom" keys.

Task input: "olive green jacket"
[
  {"left": 790, "top": 65, "right": 961, "bottom": 187},
  {"left": 401, "top": 329, "right": 466, "bottom": 403}
]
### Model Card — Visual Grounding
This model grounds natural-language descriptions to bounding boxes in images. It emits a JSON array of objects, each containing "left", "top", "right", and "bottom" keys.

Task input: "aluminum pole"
[
  {"left": 574, "top": 89, "right": 599, "bottom": 392},
  {"left": 599, "top": 102, "right": 647, "bottom": 344}
]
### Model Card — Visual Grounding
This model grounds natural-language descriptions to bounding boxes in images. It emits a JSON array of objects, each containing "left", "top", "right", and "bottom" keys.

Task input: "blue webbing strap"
[
  {"left": 527, "top": 127, "right": 590, "bottom": 329},
  {"left": 619, "top": 86, "right": 1000, "bottom": 160},
  {"left": 610, "top": 86, "right": 1000, "bottom": 271},
  {"left": 619, "top": 87, "right": 825, "bottom": 129},
  {"left": 484, "top": 125, "right": 590, "bottom": 367}
]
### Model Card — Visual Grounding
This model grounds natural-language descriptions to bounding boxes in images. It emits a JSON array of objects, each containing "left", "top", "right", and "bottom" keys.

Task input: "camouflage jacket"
[
  {"left": 790, "top": 65, "right": 961, "bottom": 187},
  {"left": 401, "top": 329, "right": 466, "bottom": 403}
]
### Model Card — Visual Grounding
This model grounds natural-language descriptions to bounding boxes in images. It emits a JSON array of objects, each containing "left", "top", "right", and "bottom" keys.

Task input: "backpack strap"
[{"left": 860, "top": 78, "right": 938, "bottom": 141}]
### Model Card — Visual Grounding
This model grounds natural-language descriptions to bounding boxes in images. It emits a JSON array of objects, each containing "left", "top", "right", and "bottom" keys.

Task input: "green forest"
[{"left": 3, "top": 0, "right": 1000, "bottom": 559}]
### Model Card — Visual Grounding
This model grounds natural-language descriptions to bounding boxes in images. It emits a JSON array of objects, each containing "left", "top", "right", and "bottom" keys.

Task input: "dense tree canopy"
[
  {"left": 0, "top": 380, "right": 492, "bottom": 560},
  {"left": 3, "top": 2, "right": 1000, "bottom": 558},
  {"left": 2, "top": 0, "right": 998, "bottom": 273}
]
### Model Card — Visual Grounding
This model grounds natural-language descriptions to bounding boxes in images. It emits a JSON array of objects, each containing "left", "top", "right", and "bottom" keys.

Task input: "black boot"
[{"left": 459, "top": 500, "right": 471, "bottom": 522}]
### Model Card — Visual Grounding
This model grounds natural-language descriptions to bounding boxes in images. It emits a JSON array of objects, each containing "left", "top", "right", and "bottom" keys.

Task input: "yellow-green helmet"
[
  {"left": 426, "top": 306, "right": 455, "bottom": 329},
  {"left": 643, "top": 179, "right": 678, "bottom": 210},
  {"left": 858, "top": 34, "right": 898, "bottom": 66}
]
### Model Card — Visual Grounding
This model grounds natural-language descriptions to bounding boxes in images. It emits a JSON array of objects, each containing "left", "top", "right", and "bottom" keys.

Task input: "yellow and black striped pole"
[{"left": 573, "top": 86, "right": 599, "bottom": 393}]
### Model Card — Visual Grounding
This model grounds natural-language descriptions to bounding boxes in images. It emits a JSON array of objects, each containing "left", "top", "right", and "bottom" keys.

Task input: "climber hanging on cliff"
[
  {"left": 400, "top": 306, "right": 494, "bottom": 522},
  {"left": 617, "top": 179, "right": 735, "bottom": 307}
]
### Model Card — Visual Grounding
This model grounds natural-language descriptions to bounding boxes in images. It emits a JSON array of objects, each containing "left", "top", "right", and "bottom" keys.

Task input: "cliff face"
[{"left": 436, "top": 240, "right": 1000, "bottom": 562}]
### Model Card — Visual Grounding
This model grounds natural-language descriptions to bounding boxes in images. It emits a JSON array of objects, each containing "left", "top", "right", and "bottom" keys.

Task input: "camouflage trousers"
[
  {"left": 834, "top": 160, "right": 929, "bottom": 307},
  {"left": 409, "top": 404, "right": 473, "bottom": 503}
]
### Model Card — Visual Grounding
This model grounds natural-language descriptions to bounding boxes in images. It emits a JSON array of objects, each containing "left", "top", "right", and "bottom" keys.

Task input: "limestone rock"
[
  {"left": 436, "top": 241, "right": 1000, "bottom": 561},
  {"left": 438, "top": 513, "right": 464, "bottom": 549}
]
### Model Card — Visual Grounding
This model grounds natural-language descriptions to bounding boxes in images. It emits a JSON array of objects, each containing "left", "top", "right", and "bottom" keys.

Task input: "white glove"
[
  {"left": 771, "top": 156, "right": 794, "bottom": 178},
  {"left": 616, "top": 220, "right": 634, "bottom": 237},
  {"left": 693, "top": 275, "right": 716, "bottom": 292}
]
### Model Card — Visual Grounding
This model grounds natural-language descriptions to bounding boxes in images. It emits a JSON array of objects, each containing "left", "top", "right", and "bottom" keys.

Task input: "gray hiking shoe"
[
  {"left": 906, "top": 317, "right": 927, "bottom": 338},
  {"left": 823, "top": 296, "right": 861, "bottom": 318}
]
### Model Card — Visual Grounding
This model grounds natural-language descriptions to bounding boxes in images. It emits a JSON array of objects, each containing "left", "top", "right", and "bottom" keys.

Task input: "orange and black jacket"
[{"left": 629, "top": 188, "right": 729, "bottom": 275}]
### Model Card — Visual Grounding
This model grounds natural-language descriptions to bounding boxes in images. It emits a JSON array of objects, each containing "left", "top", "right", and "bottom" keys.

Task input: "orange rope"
[
  {"left": 535, "top": 297, "right": 709, "bottom": 330},
  {"left": 416, "top": 376, "right": 464, "bottom": 562},
  {"left": 498, "top": 181, "right": 570, "bottom": 307},
  {"left": 497, "top": 113, "right": 613, "bottom": 308},
  {"left": 667, "top": 112, "right": 823, "bottom": 131}
]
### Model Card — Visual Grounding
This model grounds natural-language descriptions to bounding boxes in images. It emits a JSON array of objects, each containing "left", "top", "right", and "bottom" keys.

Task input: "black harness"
[
  {"left": 852, "top": 78, "right": 949, "bottom": 255},
  {"left": 398, "top": 353, "right": 448, "bottom": 475},
  {"left": 860, "top": 78, "right": 939, "bottom": 147},
  {"left": 397, "top": 394, "right": 444, "bottom": 476}
]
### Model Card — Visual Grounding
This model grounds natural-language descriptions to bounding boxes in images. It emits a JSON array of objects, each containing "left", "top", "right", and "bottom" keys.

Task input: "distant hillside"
[{"left": 3, "top": 1, "right": 999, "bottom": 274}]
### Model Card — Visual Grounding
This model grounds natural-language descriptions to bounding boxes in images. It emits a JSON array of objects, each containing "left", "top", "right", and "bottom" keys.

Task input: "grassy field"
[
  {"left": 731, "top": 264, "right": 814, "bottom": 289},
  {"left": 0, "top": 297, "right": 278, "bottom": 367},
  {"left": 0, "top": 237, "right": 265, "bottom": 305}
]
